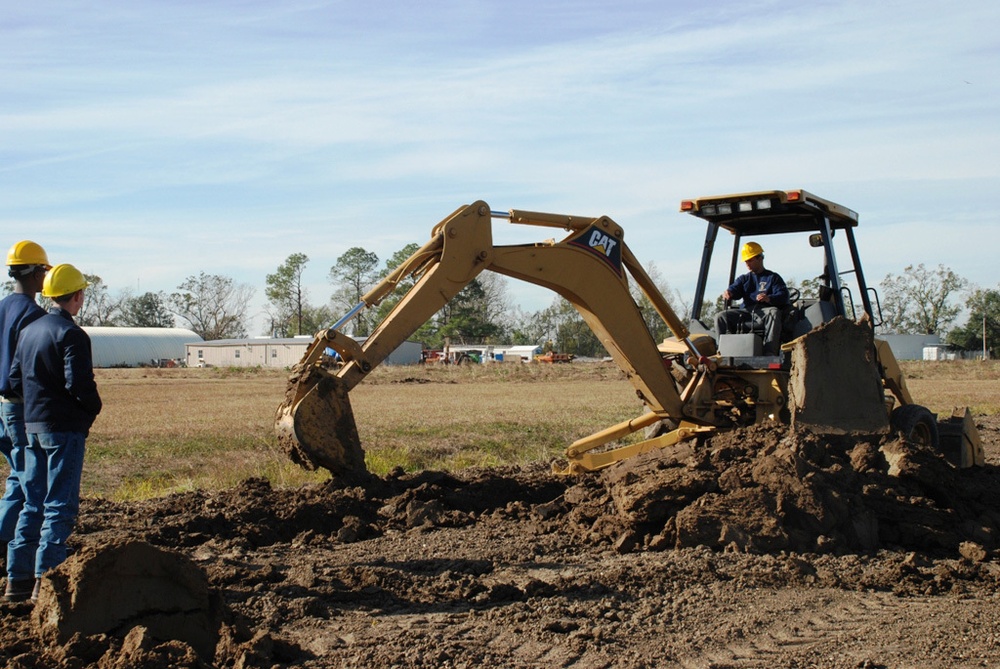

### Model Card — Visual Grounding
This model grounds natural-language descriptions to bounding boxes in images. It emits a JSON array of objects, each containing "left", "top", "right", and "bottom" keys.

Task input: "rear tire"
[{"left": 890, "top": 404, "right": 940, "bottom": 451}]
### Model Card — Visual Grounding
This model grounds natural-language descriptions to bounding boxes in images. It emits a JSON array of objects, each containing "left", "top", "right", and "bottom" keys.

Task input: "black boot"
[{"left": 4, "top": 577, "right": 33, "bottom": 602}]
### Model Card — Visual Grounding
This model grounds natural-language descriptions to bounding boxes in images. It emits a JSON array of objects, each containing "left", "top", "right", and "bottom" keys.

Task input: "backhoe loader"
[{"left": 275, "top": 191, "right": 982, "bottom": 476}]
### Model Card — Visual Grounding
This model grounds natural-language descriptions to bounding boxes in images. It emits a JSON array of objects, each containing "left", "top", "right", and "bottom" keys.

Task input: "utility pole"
[{"left": 985, "top": 315, "right": 989, "bottom": 361}]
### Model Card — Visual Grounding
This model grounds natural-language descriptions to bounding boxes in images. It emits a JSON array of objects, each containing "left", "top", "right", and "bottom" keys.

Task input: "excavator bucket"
[{"left": 275, "top": 365, "right": 367, "bottom": 476}]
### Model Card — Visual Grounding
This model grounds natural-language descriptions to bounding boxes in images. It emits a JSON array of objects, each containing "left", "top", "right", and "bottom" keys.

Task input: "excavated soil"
[{"left": 3, "top": 417, "right": 1000, "bottom": 668}]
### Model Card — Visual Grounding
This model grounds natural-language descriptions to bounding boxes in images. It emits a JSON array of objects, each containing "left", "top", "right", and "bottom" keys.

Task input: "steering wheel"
[{"left": 787, "top": 287, "right": 801, "bottom": 306}]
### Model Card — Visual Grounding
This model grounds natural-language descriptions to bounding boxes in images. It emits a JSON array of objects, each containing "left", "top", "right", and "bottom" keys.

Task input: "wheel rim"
[{"left": 911, "top": 422, "right": 934, "bottom": 448}]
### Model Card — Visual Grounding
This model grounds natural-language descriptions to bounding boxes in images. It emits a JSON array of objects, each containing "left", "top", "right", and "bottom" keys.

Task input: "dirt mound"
[
  {"left": 33, "top": 541, "right": 219, "bottom": 658},
  {"left": 592, "top": 424, "right": 999, "bottom": 554},
  {"left": 2, "top": 419, "right": 1000, "bottom": 667}
]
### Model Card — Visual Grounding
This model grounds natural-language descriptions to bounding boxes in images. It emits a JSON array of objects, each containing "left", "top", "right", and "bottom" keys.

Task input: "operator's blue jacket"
[
  {"left": 10, "top": 307, "right": 102, "bottom": 435},
  {"left": 726, "top": 269, "right": 790, "bottom": 311},
  {"left": 0, "top": 293, "right": 45, "bottom": 398}
]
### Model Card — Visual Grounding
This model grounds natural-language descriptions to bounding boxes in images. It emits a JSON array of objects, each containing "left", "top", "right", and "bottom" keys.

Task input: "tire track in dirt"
[{"left": 677, "top": 592, "right": 939, "bottom": 668}]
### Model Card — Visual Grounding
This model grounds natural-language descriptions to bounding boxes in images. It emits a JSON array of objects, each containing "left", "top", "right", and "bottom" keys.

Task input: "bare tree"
[
  {"left": 878, "top": 264, "right": 968, "bottom": 335},
  {"left": 477, "top": 272, "right": 512, "bottom": 332},
  {"left": 507, "top": 305, "right": 549, "bottom": 346},
  {"left": 169, "top": 272, "right": 254, "bottom": 340},
  {"left": 630, "top": 261, "right": 687, "bottom": 342},
  {"left": 76, "top": 275, "right": 124, "bottom": 326}
]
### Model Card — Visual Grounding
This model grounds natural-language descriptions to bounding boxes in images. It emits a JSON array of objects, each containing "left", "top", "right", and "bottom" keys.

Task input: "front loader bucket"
[
  {"left": 275, "top": 366, "right": 367, "bottom": 476},
  {"left": 938, "top": 407, "right": 986, "bottom": 468},
  {"left": 786, "top": 318, "right": 890, "bottom": 435}
]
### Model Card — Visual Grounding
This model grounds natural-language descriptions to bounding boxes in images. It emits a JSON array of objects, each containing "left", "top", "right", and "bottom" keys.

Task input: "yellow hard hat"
[
  {"left": 6, "top": 240, "right": 51, "bottom": 268},
  {"left": 740, "top": 242, "right": 764, "bottom": 262},
  {"left": 42, "top": 263, "right": 89, "bottom": 298}
]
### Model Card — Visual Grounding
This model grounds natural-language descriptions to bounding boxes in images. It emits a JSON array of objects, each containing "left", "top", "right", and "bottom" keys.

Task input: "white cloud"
[{"left": 1, "top": 0, "right": 997, "bottom": 334}]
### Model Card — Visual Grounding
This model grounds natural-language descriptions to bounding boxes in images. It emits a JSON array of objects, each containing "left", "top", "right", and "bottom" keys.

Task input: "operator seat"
[{"left": 787, "top": 299, "right": 838, "bottom": 340}]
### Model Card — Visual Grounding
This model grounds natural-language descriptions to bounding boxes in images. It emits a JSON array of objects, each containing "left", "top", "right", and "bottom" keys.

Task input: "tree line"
[
  {"left": 783, "top": 263, "right": 998, "bottom": 357},
  {"left": 264, "top": 252, "right": 997, "bottom": 358},
  {"left": 1, "top": 272, "right": 255, "bottom": 342},
  {"left": 874, "top": 263, "right": 998, "bottom": 356},
  {"left": 3, "top": 254, "right": 997, "bottom": 358},
  {"left": 260, "top": 245, "right": 690, "bottom": 357}
]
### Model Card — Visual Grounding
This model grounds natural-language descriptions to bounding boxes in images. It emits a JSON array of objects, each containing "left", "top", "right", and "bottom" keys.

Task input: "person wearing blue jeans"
[
  {"left": 5, "top": 263, "right": 100, "bottom": 602},
  {"left": 0, "top": 241, "right": 50, "bottom": 577},
  {"left": 0, "top": 403, "right": 29, "bottom": 545}
]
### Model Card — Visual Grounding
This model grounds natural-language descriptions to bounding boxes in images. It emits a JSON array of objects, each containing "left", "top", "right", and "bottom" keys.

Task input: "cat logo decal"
[{"left": 568, "top": 226, "right": 623, "bottom": 276}]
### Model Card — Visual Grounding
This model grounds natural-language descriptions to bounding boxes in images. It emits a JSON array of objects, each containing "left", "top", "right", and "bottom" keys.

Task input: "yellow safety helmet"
[
  {"left": 6, "top": 240, "right": 51, "bottom": 269},
  {"left": 740, "top": 241, "right": 764, "bottom": 262},
  {"left": 42, "top": 263, "right": 89, "bottom": 299}
]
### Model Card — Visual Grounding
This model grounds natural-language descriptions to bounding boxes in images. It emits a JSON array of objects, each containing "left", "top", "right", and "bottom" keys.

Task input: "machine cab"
[{"left": 680, "top": 189, "right": 881, "bottom": 359}]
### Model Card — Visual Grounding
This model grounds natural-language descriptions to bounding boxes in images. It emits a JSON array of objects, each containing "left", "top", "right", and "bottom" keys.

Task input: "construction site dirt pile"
[{"left": 2, "top": 416, "right": 1000, "bottom": 668}]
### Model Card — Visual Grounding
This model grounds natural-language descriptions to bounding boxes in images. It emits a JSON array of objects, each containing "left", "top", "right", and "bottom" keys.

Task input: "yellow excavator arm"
[
  {"left": 274, "top": 198, "right": 984, "bottom": 478},
  {"left": 275, "top": 201, "right": 712, "bottom": 476}
]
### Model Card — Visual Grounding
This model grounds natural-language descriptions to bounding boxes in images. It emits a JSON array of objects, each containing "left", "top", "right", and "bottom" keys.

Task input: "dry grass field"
[{"left": 86, "top": 359, "right": 1000, "bottom": 501}]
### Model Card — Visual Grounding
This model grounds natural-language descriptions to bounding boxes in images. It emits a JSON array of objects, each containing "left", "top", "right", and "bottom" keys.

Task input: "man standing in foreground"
[
  {"left": 5, "top": 264, "right": 101, "bottom": 602},
  {"left": 0, "top": 242, "right": 50, "bottom": 575}
]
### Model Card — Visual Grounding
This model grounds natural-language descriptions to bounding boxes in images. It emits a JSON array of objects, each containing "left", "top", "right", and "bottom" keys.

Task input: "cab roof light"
[
  {"left": 702, "top": 204, "right": 717, "bottom": 215},
  {"left": 717, "top": 203, "right": 733, "bottom": 215},
  {"left": 680, "top": 200, "right": 695, "bottom": 211},
  {"left": 756, "top": 199, "right": 772, "bottom": 210},
  {"left": 787, "top": 190, "right": 802, "bottom": 202},
  {"left": 738, "top": 201, "right": 753, "bottom": 213}
]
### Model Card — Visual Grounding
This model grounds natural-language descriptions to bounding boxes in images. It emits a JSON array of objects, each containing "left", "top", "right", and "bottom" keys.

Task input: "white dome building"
[{"left": 83, "top": 327, "right": 203, "bottom": 368}]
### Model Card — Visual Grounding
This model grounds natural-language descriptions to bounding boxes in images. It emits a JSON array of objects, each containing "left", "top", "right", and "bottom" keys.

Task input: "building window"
[
  {"left": 235, "top": 350, "right": 241, "bottom": 359},
  {"left": 197, "top": 350, "right": 203, "bottom": 358},
  {"left": 271, "top": 349, "right": 277, "bottom": 358}
]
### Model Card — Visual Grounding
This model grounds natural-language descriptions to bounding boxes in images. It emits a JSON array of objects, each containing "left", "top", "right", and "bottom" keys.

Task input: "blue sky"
[{"left": 3, "top": 0, "right": 997, "bottom": 333}]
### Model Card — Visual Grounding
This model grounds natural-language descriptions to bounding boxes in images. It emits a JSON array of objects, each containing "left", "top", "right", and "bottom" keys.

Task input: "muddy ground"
[{"left": 3, "top": 417, "right": 1000, "bottom": 668}]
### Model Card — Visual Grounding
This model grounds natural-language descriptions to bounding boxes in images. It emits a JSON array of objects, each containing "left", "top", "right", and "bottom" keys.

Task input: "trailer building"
[{"left": 187, "top": 336, "right": 422, "bottom": 368}]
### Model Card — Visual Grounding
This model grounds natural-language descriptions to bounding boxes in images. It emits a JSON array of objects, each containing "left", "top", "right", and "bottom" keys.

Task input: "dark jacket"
[
  {"left": 10, "top": 307, "right": 102, "bottom": 435},
  {"left": 0, "top": 293, "right": 45, "bottom": 398},
  {"left": 727, "top": 269, "right": 789, "bottom": 311}
]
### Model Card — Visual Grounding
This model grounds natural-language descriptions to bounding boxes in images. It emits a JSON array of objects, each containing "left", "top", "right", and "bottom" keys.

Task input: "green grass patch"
[
  {"left": 79, "top": 361, "right": 999, "bottom": 501},
  {"left": 84, "top": 432, "right": 328, "bottom": 500}
]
